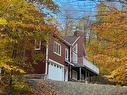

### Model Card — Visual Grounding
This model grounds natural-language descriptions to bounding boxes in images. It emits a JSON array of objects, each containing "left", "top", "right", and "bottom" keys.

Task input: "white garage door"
[{"left": 48, "top": 61, "right": 64, "bottom": 81}]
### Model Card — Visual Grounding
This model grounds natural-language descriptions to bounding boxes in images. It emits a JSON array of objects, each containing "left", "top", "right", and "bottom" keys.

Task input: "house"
[{"left": 33, "top": 31, "right": 99, "bottom": 81}]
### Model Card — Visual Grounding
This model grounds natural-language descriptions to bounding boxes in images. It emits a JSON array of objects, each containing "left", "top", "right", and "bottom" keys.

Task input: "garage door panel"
[{"left": 48, "top": 61, "right": 64, "bottom": 81}]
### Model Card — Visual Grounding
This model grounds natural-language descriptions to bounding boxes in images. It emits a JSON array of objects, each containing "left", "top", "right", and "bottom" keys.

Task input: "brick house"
[{"left": 32, "top": 31, "right": 99, "bottom": 81}]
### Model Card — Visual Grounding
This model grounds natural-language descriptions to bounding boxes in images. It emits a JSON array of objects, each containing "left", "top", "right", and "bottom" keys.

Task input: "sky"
[
  {"left": 53, "top": 0, "right": 99, "bottom": 21},
  {"left": 51, "top": 0, "right": 101, "bottom": 30},
  {"left": 41, "top": 0, "right": 123, "bottom": 30},
  {"left": 53, "top": 0, "right": 123, "bottom": 21}
]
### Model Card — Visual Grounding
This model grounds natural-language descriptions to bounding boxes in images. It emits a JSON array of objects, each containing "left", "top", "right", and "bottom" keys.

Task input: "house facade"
[{"left": 33, "top": 31, "right": 99, "bottom": 82}]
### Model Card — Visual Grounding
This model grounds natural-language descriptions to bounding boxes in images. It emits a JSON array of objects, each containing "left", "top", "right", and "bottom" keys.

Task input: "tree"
[
  {"left": 87, "top": 2, "right": 127, "bottom": 85},
  {"left": 0, "top": 0, "right": 58, "bottom": 94},
  {"left": 76, "top": 16, "right": 92, "bottom": 47},
  {"left": 63, "top": 3, "right": 77, "bottom": 36}
]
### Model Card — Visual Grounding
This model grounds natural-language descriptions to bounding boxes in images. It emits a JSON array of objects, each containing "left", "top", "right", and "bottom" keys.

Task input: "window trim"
[
  {"left": 73, "top": 44, "right": 78, "bottom": 64},
  {"left": 35, "top": 40, "right": 41, "bottom": 50},
  {"left": 73, "top": 52, "right": 78, "bottom": 64},
  {"left": 65, "top": 48, "right": 69, "bottom": 61},
  {"left": 73, "top": 44, "right": 78, "bottom": 53},
  {"left": 53, "top": 41, "right": 61, "bottom": 56}
]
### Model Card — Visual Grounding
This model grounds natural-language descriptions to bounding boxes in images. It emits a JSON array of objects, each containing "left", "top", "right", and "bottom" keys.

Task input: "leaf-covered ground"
[{"left": 30, "top": 80, "right": 127, "bottom": 95}]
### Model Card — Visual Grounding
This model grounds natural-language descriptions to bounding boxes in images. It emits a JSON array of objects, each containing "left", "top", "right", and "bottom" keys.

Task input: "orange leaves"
[
  {"left": 88, "top": 3, "right": 127, "bottom": 85},
  {"left": 0, "top": 0, "right": 59, "bottom": 75},
  {"left": 109, "top": 64, "right": 127, "bottom": 84},
  {"left": 40, "top": 0, "right": 59, "bottom": 12}
]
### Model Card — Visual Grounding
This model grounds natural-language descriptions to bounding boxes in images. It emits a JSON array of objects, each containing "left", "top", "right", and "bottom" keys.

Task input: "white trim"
[
  {"left": 72, "top": 36, "right": 80, "bottom": 46},
  {"left": 65, "top": 60, "right": 74, "bottom": 66},
  {"left": 63, "top": 39, "right": 72, "bottom": 46},
  {"left": 70, "top": 47, "right": 71, "bottom": 62},
  {"left": 45, "top": 44, "right": 48, "bottom": 74},
  {"left": 72, "top": 44, "right": 78, "bottom": 64},
  {"left": 54, "top": 52, "right": 61, "bottom": 56},
  {"left": 83, "top": 57, "right": 99, "bottom": 75},
  {"left": 65, "top": 48, "right": 69, "bottom": 61},
  {"left": 0, "top": 68, "right": 1, "bottom": 74},
  {"left": 49, "top": 59, "right": 64, "bottom": 67},
  {"left": 73, "top": 43, "right": 78, "bottom": 53}
]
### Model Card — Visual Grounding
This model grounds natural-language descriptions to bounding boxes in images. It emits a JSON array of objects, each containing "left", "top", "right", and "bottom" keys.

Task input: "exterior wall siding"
[
  {"left": 77, "top": 33, "right": 84, "bottom": 65},
  {"left": 33, "top": 61, "right": 46, "bottom": 74},
  {"left": 28, "top": 41, "right": 47, "bottom": 74},
  {"left": 48, "top": 37, "right": 70, "bottom": 65},
  {"left": 71, "top": 31, "right": 84, "bottom": 65}
]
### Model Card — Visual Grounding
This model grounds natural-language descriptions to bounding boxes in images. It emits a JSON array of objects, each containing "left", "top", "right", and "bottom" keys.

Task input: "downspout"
[{"left": 45, "top": 43, "right": 48, "bottom": 75}]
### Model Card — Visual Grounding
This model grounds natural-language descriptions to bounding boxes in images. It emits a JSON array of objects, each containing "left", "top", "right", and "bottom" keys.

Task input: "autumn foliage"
[
  {"left": 87, "top": 2, "right": 127, "bottom": 85},
  {"left": 0, "top": 0, "right": 58, "bottom": 94}
]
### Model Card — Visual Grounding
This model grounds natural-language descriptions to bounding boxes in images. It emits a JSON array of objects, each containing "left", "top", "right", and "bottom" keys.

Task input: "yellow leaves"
[
  {"left": 0, "top": 47, "right": 25, "bottom": 73},
  {"left": 13, "top": 80, "right": 29, "bottom": 90},
  {"left": 0, "top": 18, "right": 7, "bottom": 25},
  {"left": 89, "top": 52, "right": 127, "bottom": 84},
  {"left": 0, "top": 0, "right": 58, "bottom": 76},
  {"left": 108, "top": 65, "right": 127, "bottom": 84},
  {"left": 0, "top": 1, "right": 58, "bottom": 93},
  {"left": 0, "top": 60, "right": 25, "bottom": 73}
]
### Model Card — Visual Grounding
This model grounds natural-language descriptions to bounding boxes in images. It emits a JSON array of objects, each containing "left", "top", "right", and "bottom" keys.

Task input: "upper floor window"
[
  {"left": 73, "top": 44, "right": 78, "bottom": 64},
  {"left": 35, "top": 40, "right": 41, "bottom": 50},
  {"left": 73, "top": 44, "right": 78, "bottom": 53},
  {"left": 65, "top": 48, "right": 69, "bottom": 61},
  {"left": 53, "top": 41, "right": 61, "bottom": 56}
]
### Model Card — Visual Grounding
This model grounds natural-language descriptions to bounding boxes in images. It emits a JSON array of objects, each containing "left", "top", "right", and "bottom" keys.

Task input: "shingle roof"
[{"left": 63, "top": 36, "right": 78, "bottom": 44}]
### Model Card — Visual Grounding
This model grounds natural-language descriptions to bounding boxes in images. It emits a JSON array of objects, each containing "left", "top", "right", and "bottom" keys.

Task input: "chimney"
[{"left": 74, "top": 30, "right": 84, "bottom": 37}]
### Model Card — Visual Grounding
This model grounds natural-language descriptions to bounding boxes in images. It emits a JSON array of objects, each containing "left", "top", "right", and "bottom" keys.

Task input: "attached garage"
[{"left": 48, "top": 59, "right": 64, "bottom": 81}]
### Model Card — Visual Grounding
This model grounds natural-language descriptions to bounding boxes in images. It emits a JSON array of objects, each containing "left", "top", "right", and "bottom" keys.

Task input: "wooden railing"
[{"left": 71, "top": 57, "right": 99, "bottom": 75}]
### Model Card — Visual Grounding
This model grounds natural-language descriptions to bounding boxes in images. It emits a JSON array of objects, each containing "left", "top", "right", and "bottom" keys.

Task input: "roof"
[{"left": 63, "top": 36, "right": 78, "bottom": 45}]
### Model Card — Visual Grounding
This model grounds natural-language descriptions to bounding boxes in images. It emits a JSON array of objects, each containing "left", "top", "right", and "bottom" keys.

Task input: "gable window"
[
  {"left": 35, "top": 40, "right": 41, "bottom": 50},
  {"left": 65, "top": 48, "right": 69, "bottom": 61},
  {"left": 73, "top": 44, "right": 78, "bottom": 64},
  {"left": 73, "top": 44, "right": 77, "bottom": 53},
  {"left": 53, "top": 41, "right": 61, "bottom": 56}
]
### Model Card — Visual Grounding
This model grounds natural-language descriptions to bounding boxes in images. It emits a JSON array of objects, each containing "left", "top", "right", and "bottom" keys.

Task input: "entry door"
[{"left": 48, "top": 62, "right": 64, "bottom": 81}]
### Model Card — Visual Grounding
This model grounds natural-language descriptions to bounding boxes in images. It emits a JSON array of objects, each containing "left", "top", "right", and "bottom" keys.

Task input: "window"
[
  {"left": 35, "top": 40, "right": 41, "bottom": 50},
  {"left": 73, "top": 44, "right": 78, "bottom": 64},
  {"left": 65, "top": 48, "right": 69, "bottom": 61},
  {"left": 73, "top": 52, "right": 78, "bottom": 63},
  {"left": 53, "top": 41, "right": 61, "bottom": 56},
  {"left": 73, "top": 44, "right": 77, "bottom": 53}
]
